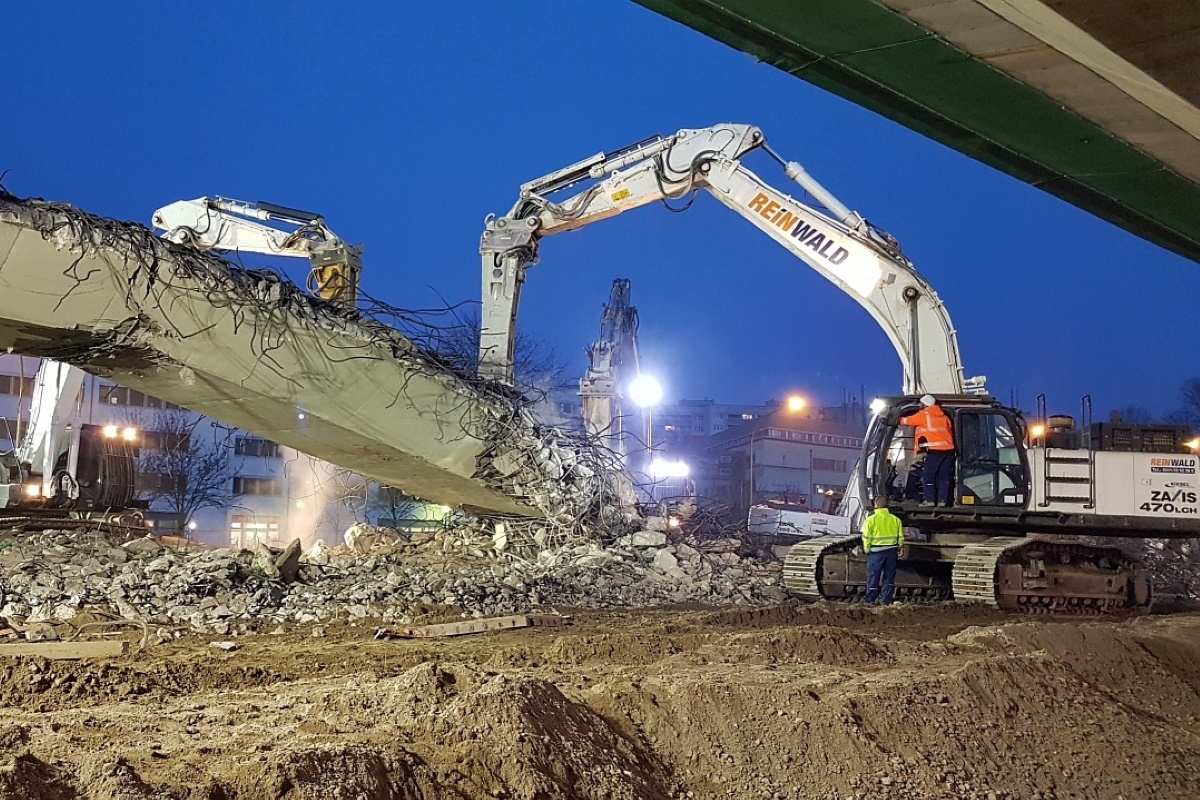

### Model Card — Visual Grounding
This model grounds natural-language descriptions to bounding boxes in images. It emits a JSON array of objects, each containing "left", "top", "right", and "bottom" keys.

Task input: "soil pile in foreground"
[{"left": 0, "top": 605, "right": 1195, "bottom": 799}]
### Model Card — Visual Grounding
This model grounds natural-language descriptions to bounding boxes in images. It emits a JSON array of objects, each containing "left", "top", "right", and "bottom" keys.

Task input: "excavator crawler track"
[
  {"left": 951, "top": 537, "right": 1027, "bottom": 607},
  {"left": 952, "top": 536, "right": 1151, "bottom": 616},
  {"left": 782, "top": 534, "right": 861, "bottom": 601}
]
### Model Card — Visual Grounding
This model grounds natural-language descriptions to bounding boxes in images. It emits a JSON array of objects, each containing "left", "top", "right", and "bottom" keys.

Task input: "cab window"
[{"left": 956, "top": 411, "right": 1024, "bottom": 506}]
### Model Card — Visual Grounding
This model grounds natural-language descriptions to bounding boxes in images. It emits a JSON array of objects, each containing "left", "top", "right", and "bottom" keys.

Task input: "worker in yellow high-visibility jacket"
[{"left": 861, "top": 496, "right": 904, "bottom": 605}]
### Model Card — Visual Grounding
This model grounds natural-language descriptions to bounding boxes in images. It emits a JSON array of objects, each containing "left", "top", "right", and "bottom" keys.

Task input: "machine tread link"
[
  {"left": 781, "top": 534, "right": 862, "bottom": 601},
  {"left": 951, "top": 536, "right": 1151, "bottom": 615},
  {"left": 784, "top": 532, "right": 1152, "bottom": 616}
]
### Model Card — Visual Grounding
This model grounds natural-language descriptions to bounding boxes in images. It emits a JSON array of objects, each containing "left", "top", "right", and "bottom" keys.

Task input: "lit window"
[
  {"left": 235, "top": 437, "right": 280, "bottom": 458},
  {"left": 230, "top": 515, "right": 282, "bottom": 548}
]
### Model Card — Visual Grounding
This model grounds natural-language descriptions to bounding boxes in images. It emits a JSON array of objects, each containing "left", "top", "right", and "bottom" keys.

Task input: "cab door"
[{"left": 952, "top": 409, "right": 1029, "bottom": 509}]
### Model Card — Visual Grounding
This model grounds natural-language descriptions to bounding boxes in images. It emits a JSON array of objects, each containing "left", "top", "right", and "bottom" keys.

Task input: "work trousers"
[
  {"left": 923, "top": 449, "right": 955, "bottom": 505},
  {"left": 863, "top": 547, "right": 898, "bottom": 605}
]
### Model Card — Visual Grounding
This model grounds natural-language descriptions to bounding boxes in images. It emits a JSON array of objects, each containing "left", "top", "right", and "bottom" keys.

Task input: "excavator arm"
[
  {"left": 578, "top": 278, "right": 641, "bottom": 452},
  {"left": 479, "top": 123, "right": 981, "bottom": 396},
  {"left": 152, "top": 197, "right": 362, "bottom": 305}
]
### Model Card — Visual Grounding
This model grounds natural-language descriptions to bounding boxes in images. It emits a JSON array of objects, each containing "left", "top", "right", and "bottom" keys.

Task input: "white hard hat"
[{"left": 920, "top": 394, "right": 936, "bottom": 407}]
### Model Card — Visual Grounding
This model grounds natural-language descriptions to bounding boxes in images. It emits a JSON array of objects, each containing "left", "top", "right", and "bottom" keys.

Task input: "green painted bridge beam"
[{"left": 633, "top": 0, "right": 1200, "bottom": 263}]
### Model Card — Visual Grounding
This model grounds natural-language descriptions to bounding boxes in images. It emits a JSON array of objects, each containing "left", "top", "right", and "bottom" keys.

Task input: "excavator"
[
  {"left": 478, "top": 122, "right": 1200, "bottom": 614},
  {"left": 578, "top": 278, "right": 641, "bottom": 456},
  {"left": 0, "top": 360, "right": 141, "bottom": 515},
  {"left": 152, "top": 197, "right": 362, "bottom": 306}
]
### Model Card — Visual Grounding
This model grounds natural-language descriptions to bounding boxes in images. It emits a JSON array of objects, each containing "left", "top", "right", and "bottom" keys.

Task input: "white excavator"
[
  {"left": 0, "top": 361, "right": 141, "bottom": 514},
  {"left": 479, "top": 122, "right": 1200, "bottom": 614},
  {"left": 0, "top": 198, "right": 362, "bottom": 518},
  {"left": 152, "top": 197, "right": 362, "bottom": 306}
]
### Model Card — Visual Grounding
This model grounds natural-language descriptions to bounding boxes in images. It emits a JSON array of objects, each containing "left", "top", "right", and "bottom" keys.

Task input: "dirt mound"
[
  {"left": 848, "top": 650, "right": 1200, "bottom": 798},
  {"left": 423, "top": 673, "right": 675, "bottom": 799},
  {"left": 257, "top": 747, "right": 436, "bottom": 800},
  {"left": 0, "top": 608, "right": 1196, "bottom": 799},
  {"left": 0, "top": 753, "right": 74, "bottom": 800},
  {"left": 951, "top": 619, "right": 1200, "bottom": 710},
  {"left": 724, "top": 625, "right": 894, "bottom": 667}
]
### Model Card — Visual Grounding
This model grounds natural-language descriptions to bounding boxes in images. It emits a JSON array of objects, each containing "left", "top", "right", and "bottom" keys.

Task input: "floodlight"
[
  {"left": 649, "top": 459, "right": 690, "bottom": 478},
  {"left": 628, "top": 374, "right": 663, "bottom": 407}
]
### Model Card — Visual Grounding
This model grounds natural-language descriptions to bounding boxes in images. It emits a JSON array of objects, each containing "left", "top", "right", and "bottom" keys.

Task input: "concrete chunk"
[{"left": 631, "top": 531, "right": 667, "bottom": 547}]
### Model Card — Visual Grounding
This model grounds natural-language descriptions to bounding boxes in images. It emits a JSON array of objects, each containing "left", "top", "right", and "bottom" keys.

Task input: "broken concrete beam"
[
  {"left": 0, "top": 197, "right": 541, "bottom": 516},
  {"left": 0, "top": 640, "right": 128, "bottom": 659},
  {"left": 274, "top": 538, "right": 303, "bottom": 584},
  {"left": 374, "top": 614, "right": 571, "bottom": 640}
]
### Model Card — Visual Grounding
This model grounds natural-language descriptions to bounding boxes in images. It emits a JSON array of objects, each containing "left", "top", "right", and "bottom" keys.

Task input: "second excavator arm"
[
  {"left": 479, "top": 123, "right": 982, "bottom": 396},
  {"left": 152, "top": 197, "right": 362, "bottom": 306}
]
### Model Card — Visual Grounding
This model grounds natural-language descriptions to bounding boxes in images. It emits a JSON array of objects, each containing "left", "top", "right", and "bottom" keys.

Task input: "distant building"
[
  {"left": 654, "top": 398, "right": 774, "bottom": 440},
  {"left": 532, "top": 388, "right": 867, "bottom": 512},
  {"left": 654, "top": 397, "right": 867, "bottom": 443},
  {"left": 673, "top": 408, "right": 865, "bottom": 516},
  {"left": 0, "top": 355, "right": 407, "bottom": 549}
]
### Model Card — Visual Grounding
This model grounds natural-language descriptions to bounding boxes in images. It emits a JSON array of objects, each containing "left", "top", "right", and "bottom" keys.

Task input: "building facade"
[
  {"left": 654, "top": 398, "right": 775, "bottom": 440},
  {"left": 0, "top": 355, "right": 417, "bottom": 549},
  {"left": 676, "top": 409, "right": 865, "bottom": 516}
]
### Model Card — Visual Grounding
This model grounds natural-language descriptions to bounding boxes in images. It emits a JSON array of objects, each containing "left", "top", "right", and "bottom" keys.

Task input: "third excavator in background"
[
  {"left": 479, "top": 122, "right": 1200, "bottom": 614},
  {"left": 578, "top": 278, "right": 641, "bottom": 456}
]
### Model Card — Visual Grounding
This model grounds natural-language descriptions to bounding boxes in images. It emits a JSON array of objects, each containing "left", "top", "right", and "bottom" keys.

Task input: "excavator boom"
[{"left": 479, "top": 123, "right": 980, "bottom": 396}]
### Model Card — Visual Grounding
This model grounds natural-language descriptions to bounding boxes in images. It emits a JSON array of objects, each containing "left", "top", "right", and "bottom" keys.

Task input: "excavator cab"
[{"left": 860, "top": 395, "right": 1030, "bottom": 512}]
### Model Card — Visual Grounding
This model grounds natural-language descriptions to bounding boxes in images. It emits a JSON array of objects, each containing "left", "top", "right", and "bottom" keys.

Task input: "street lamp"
[
  {"left": 628, "top": 374, "right": 663, "bottom": 502},
  {"left": 786, "top": 395, "right": 807, "bottom": 413},
  {"left": 628, "top": 373, "right": 663, "bottom": 451}
]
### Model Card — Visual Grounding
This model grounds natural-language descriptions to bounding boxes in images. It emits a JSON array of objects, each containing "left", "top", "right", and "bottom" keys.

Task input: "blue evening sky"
[{"left": 5, "top": 2, "right": 1197, "bottom": 419}]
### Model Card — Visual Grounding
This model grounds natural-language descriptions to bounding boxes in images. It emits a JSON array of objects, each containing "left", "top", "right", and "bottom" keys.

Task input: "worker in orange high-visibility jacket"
[
  {"left": 861, "top": 496, "right": 904, "bottom": 605},
  {"left": 900, "top": 395, "right": 956, "bottom": 507}
]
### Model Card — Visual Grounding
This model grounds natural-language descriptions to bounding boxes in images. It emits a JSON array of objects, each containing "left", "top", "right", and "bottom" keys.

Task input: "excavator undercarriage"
[{"left": 783, "top": 527, "right": 1153, "bottom": 616}]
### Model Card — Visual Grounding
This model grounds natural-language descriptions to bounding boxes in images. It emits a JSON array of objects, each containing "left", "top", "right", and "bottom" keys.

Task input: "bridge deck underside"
[{"left": 634, "top": 0, "right": 1200, "bottom": 263}]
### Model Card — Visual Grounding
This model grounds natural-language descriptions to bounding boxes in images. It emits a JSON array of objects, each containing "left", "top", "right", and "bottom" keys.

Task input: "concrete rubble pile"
[
  {"left": 475, "top": 413, "right": 634, "bottom": 533},
  {"left": 0, "top": 524, "right": 787, "bottom": 639},
  {"left": 1135, "top": 538, "right": 1200, "bottom": 600}
]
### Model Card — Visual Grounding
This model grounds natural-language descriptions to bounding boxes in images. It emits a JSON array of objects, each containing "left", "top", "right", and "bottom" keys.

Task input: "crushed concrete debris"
[
  {"left": 0, "top": 526, "right": 785, "bottom": 637},
  {"left": 475, "top": 418, "right": 636, "bottom": 534}
]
